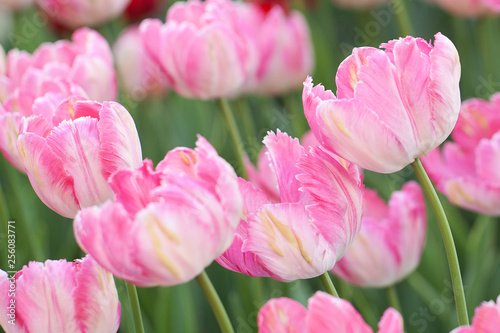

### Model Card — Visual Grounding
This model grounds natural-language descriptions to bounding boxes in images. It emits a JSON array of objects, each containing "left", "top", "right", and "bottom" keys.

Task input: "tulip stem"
[
  {"left": 391, "top": 0, "right": 414, "bottom": 37},
  {"left": 385, "top": 285, "right": 402, "bottom": 314},
  {"left": 318, "top": 272, "right": 339, "bottom": 297},
  {"left": 411, "top": 158, "right": 469, "bottom": 326},
  {"left": 196, "top": 270, "right": 235, "bottom": 333},
  {"left": 217, "top": 98, "right": 248, "bottom": 179},
  {"left": 125, "top": 282, "right": 145, "bottom": 333}
]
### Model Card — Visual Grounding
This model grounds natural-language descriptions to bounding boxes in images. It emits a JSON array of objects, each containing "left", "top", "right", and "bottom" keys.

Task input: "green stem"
[
  {"left": 411, "top": 159, "right": 469, "bottom": 326},
  {"left": 317, "top": 272, "right": 339, "bottom": 297},
  {"left": 217, "top": 98, "right": 248, "bottom": 179},
  {"left": 125, "top": 281, "right": 145, "bottom": 333},
  {"left": 385, "top": 285, "right": 402, "bottom": 314},
  {"left": 196, "top": 271, "right": 235, "bottom": 333},
  {"left": 391, "top": 0, "right": 414, "bottom": 37}
]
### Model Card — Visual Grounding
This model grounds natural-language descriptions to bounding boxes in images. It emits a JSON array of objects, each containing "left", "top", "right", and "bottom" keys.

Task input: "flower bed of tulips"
[{"left": 0, "top": 0, "right": 500, "bottom": 332}]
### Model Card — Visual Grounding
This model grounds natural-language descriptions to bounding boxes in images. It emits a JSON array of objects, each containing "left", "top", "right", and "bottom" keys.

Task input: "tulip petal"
[
  {"left": 47, "top": 117, "right": 114, "bottom": 209},
  {"left": 263, "top": 130, "right": 305, "bottom": 203},
  {"left": 243, "top": 203, "right": 336, "bottom": 281},
  {"left": 98, "top": 101, "right": 143, "bottom": 180},
  {"left": 17, "top": 131, "right": 79, "bottom": 218},
  {"left": 316, "top": 98, "right": 411, "bottom": 173},
  {"left": 73, "top": 256, "right": 121, "bottom": 333},
  {"left": 377, "top": 308, "right": 404, "bottom": 333},
  {"left": 476, "top": 132, "right": 500, "bottom": 187},
  {"left": 257, "top": 297, "right": 307, "bottom": 333},
  {"left": 306, "top": 291, "right": 373, "bottom": 333},
  {"left": 297, "top": 145, "right": 363, "bottom": 257}
]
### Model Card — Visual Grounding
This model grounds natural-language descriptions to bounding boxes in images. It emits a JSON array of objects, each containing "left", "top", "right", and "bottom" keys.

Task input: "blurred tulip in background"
[{"left": 332, "top": 181, "right": 427, "bottom": 287}]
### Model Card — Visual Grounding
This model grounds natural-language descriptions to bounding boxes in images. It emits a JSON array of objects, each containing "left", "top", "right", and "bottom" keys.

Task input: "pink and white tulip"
[
  {"left": 0, "top": 255, "right": 120, "bottom": 333},
  {"left": 238, "top": 3, "right": 314, "bottom": 95},
  {"left": 140, "top": 0, "right": 255, "bottom": 100},
  {"left": 430, "top": 0, "right": 500, "bottom": 17},
  {"left": 17, "top": 96, "right": 142, "bottom": 218},
  {"left": 217, "top": 130, "right": 364, "bottom": 282},
  {"left": 37, "top": 0, "right": 132, "bottom": 29},
  {"left": 422, "top": 94, "right": 500, "bottom": 215},
  {"left": 113, "top": 26, "right": 170, "bottom": 101},
  {"left": 74, "top": 136, "right": 242, "bottom": 287},
  {"left": 332, "top": 181, "right": 427, "bottom": 287},
  {"left": 450, "top": 295, "right": 500, "bottom": 332},
  {"left": 258, "top": 291, "right": 404, "bottom": 332},
  {"left": 0, "top": 28, "right": 117, "bottom": 171},
  {"left": 303, "top": 33, "right": 461, "bottom": 174}
]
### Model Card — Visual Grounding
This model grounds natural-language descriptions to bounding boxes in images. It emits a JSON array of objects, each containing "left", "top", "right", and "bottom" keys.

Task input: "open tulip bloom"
[
  {"left": 74, "top": 136, "right": 242, "bottom": 287},
  {"left": 0, "top": 255, "right": 120, "bottom": 333},
  {"left": 303, "top": 33, "right": 461, "bottom": 174},
  {"left": 258, "top": 291, "right": 404, "bottom": 333},
  {"left": 217, "top": 130, "right": 364, "bottom": 281},
  {"left": 332, "top": 181, "right": 427, "bottom": 287},
  {"left": 423, "top": 93, "right": 500, "bottom": 216},
  {"left": 450, "top": 295, "right": 500, "bottom": 333},
  {"left": 17, "top": 96, "right": 142, "bottom": 218},
  {"left": 0, "top": 28, "right": 117, "bottom": 172}
]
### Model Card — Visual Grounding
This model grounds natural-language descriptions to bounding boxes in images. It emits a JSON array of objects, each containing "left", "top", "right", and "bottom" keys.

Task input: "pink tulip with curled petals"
[
  {"left": 37, "top": 0, "right": 131, "bottom": 29},
  {"left": 258, "top": 291, "right": 404, "bottom": 333},
  {"left": 74, "top": 136, "right": 242, "bottom": 287},
  {"left": 0, "top": 28, "right": 117, "bottom": 172},
  {"left": 430, "top": 0, "right": 500, "bottom": 17},
  {"left": 245, "top": 131, "right": 318, "bottom": 203},
  {"left": 332, "top": 181, "right": 427, "bottom": 287},
  {"left": 422, "top": 94, "right": 500, "bottom": 215},
  {"left": 237, "top": 3, "right": 314, "bottom": 95},
  {"left": 17, "top": 96, "right": 142, "bottom": 218},
  {"left": 113, "top": 26, "right": 170, "bottom": 101},
  {"left": 304, "top": 33, "right": 461, "bottom": 174},
  {"left": 0, "top": 255, "right": 120, "bottom": 333},
  {"left": 450, "top": 296, "right": 500, "bottom": 333},
  {"left": 140, "top": 0, "right": 255, "bottom": 100},
  {"left": 217, "top": 130, "right": 364, "bottom": 282}
]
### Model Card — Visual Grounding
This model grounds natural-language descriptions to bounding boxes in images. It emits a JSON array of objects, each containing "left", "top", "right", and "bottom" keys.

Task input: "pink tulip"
[
  {"left": 0, "top": 28, "right": 117, "bottom": 172},
  {"left": 217, "top": 130, "right": 364, "bottom": 281},
  {"left": 74, "top": 136, "right": 242, "bottom": 287},
  {"left": 258, "top": 291, "right": 404, "bottom": 333},
  {"left": 113, "top": 26, "right": 170, "bottom": 101},
  {"left": 332, "top": 181, "right": 427, "bottom": 287},
  {"left": 37, "top": 0, "right": 132, "bottom": 29},
  {"left": 0, "top": 255, "right": 120, "bottom": 333},
  {"left": 303, "top": 33, "right": 461, "bottom": 174},
  {"left": 331, "top": 0, "right": 389, "bottom": 10},
  {"left": 237, "top": 3, "right": 314, "bottom": 95},
  {"left": 139, "top": 0, "right": 255, "bottom": 99},
  {"left": 430, "top": 0, "right": 500, "bottom": 17},
  {"left": 422, "top": 94, "right": 500, "bottom": 215},
  {"left": 450, "top": 296, "right": 500, "bottom": 332},
  {"left": 17, "top": 96, "right": 142, "bottom": 218}
]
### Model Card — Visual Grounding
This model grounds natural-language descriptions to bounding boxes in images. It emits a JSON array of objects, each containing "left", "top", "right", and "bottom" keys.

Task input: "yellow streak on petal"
[
  {"left": 349, "top": 62, "right": 358, "bottom": 90},
  {"left": 259, "top": 209, "right": 312, "bottom": 264},
  {"left": 148, "top": 220, "right": 182, "bottom": 280},
  {"left": 325, "top": 113, "right": 352, "bottom": 138},
  {"left": 448, "top": 182, "right": 475, "bottom": 205},
  {"left": 471, "top": 109, "right": 488, "bottom": 130}
]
